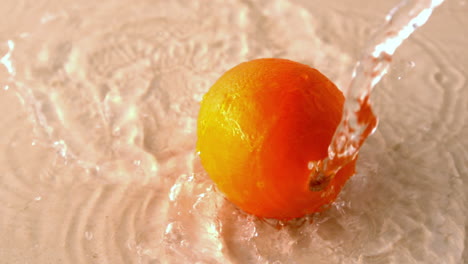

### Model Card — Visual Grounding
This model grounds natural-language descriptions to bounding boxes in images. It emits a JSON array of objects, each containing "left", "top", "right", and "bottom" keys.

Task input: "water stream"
[{"left": 310, "top": 0, "right": 445, "bottom": 189}]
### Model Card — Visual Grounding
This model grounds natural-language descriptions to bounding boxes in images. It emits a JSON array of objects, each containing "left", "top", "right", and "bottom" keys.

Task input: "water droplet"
[
  {"left": 40, "top": 13, "right": 57, "bottom": 24},
  {"left": 165, "top": 223, "right": 173, "bottom": 234},
  {"left": 112, "top": 127, "right": 121, "bottom": 136},
  {"left": 186, "top": 174, "right": 194, "bottom": 182},
  {"left": 127, "top": 240, "right": 136, "bottom": 250},
  {"left": 180, "top": 239, "right": 189, "bottom": 247},
  {"left": 84, "top": 231, "right": 93, "bottom": 240},
  {"left": 169, "top": 183, "right": 181, "bottom": 201},
  {"left": 193, "top": 92, "right": 204, "bottom": 102},
  {"left": 19, "top": 32, "right": 30, "bottom": 38}
]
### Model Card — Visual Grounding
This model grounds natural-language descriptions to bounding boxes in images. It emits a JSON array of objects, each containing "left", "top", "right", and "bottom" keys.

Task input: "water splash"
[{"left": 309, "top": 0, "right": 446, "bottom": 189}]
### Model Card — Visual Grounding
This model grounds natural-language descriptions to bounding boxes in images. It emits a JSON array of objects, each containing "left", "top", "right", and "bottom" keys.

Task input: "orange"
[{"left": 197, "top": 58, "right": 357, "bottom": 220}]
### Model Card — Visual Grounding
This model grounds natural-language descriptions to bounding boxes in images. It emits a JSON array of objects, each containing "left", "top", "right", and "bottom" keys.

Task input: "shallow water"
[{"left": 0, "top": 0, "right": 467, "bottom": 263}]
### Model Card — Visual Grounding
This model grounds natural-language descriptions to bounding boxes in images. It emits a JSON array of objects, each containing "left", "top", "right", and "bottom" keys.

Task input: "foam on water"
[{"left": 0, "top": 0, "right": 467, "bottom": 263}]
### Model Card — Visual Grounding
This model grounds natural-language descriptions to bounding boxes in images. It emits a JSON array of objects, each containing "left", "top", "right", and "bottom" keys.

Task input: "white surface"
[{"left": 0, "top": 0, "right": 467, "bottom": 263}]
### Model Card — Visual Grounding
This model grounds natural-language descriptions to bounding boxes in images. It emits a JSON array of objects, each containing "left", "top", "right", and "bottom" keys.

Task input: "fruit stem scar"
[
  {"left": 307, "top": 160, "right": 335, "bottom": 192},
  {"left": 308, "top": 170, "right": 333, "bottom": 192}
]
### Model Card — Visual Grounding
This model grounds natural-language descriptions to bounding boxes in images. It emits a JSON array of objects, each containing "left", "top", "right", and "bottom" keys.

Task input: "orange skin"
[{"left": 197, "top": 58, "right": 357, "bottom": 220}]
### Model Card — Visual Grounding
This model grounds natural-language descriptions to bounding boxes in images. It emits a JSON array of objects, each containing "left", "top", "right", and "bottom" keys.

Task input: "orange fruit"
[{"left": 197, "top": 58, "right": 357, "bottom": 220}]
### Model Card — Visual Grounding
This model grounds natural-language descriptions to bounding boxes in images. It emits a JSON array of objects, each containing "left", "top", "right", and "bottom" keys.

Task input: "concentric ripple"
[{"left": 0, "top": 0, "right": 467, "bottom": 263}]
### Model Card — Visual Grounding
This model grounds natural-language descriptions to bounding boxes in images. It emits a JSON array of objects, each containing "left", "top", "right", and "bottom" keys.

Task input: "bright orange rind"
[{"left": 197, "top": 58, "right": 357, "bottom": 220}]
